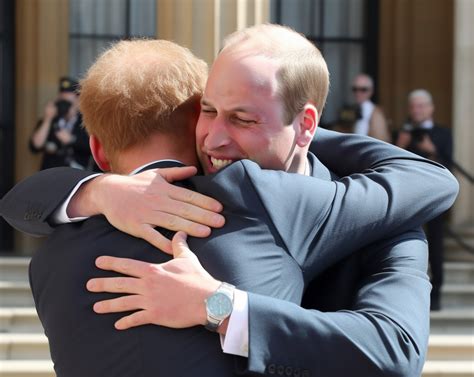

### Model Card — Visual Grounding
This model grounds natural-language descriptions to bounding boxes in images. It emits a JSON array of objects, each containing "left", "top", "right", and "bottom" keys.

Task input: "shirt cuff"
[
  {"left": 51, "top": 174, "right": 102, "bottom": 224},
  {"left": 220, "top": 289, "right": 249, "bottom": 358}
]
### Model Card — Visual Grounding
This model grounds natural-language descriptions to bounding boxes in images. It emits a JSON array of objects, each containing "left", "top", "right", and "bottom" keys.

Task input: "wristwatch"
[{"left": 204, "top": 282, "right": 235, "bottom": 332}]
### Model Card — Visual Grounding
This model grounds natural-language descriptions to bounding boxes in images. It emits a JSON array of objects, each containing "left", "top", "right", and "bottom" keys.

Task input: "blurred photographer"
[
  {"left": 396, "top": 89, "right": 453, "bottom": 311},
  {"left": 30, "top": 77, "right": 92, "bottom": 170},
  {"left": 351, "top": 73, "right": 390, "bottom": 142}
]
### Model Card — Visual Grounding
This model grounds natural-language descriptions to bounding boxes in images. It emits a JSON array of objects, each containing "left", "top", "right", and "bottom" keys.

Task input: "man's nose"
[{"left": 204, "top": 118, "right": 231, "bottom": 150}]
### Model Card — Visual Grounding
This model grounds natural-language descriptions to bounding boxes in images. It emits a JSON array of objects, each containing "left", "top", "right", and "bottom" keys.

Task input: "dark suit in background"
[
  {"left": 29, "top": 114, "right": 91, "bottom": 170},
  {"left": 1, "top": 130, "right": 458, "bottom": 376},
  {"left": 403, "top": 122, "right": 453, "bottom": 309}
]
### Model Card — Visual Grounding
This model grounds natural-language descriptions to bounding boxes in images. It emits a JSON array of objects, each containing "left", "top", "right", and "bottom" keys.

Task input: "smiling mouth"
[{"left": 210, "top": 157, "right": 234, "bottom": 170}]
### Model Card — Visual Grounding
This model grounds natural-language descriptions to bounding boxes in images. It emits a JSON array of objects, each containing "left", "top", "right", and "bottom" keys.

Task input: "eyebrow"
[
  {"left": 201, "top": 98, "right": 255, "bottom": 114},
  {"left": 200, "top": 99, "right": 213, "bottom": 107}
]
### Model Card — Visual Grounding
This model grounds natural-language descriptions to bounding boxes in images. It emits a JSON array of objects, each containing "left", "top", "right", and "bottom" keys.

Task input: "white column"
[
  {"left": 156, "top": 0, "right": 270, "bottom": 66},
  {"left": 452, "top": 0, "right": 474, "bottom": 225}
]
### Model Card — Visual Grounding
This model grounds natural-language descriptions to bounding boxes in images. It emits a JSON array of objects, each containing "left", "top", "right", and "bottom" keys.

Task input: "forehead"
[
  {"left": 205, "top": 50, "right": 280, "bottom": 103},
  {"left": 354, "top": 75, "right": 370, "bottom": 87},
  {"left": 410, "top": 96, "right": 431, "bottom": 106}
]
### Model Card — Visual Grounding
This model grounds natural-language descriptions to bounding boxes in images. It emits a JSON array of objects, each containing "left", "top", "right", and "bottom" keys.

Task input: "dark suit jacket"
[
  {"left": 0, "top": 129, "right": 458, "bottom": 377},
  {"left": 29, "top": 114, "right": 91, "bottom": 170}
]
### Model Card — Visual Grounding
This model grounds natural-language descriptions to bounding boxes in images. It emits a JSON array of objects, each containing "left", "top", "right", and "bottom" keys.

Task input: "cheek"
[{"left": 195, "top": 118, "right": 208, "bottom": 143}]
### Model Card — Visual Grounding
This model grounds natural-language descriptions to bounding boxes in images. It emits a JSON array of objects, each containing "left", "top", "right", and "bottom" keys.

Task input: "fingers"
[
  {"left": 155, "top": 167, "right": 224, "bottom": 215},
  {"left": 158, "top": 166, "right": 198, "bottom": 182},
  {"left": 87, "top": 275, "right": 142, "bottom": 296},
  {"left": 93, "top": 294, "right": 143, "bottom": 314},
  {"left": 166, "top": 183, "right": 224, "bottom": 214},
  {"left": 115, "top": 310, "right": 150, "bottom": 330},
  {"left": 92, "top": 256, "right": 156, "bottom": 278},
  {"left": 138, "top": 226, "right": 173, "bottom": 254},
  {"left": 172, "top": 232, "right": 199, "bottom": 262},
  {"left": 172, "top": 231, "right": 188, "bottom": 258},
  {"left": 158, "top": 197, "right": 225, "bottom": 230},
  {"left": 148, "top": 211, "right": 212, "bottom": 238}
]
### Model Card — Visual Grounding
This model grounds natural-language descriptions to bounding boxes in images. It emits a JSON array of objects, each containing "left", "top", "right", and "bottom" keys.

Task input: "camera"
[
  {"left": 410, "top": 128, "right": 430, "bottom": 143},
  {"left": 55, "top": 99, "right": 72, "bottom": 119},
  {"left": 402, "top": 122, "right": 429, "bottom": 143}
]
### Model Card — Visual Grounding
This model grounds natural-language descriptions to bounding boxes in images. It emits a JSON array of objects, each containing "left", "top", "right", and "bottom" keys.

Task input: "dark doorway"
[{"left": 0, "top": 0, "right": 15, "bottom": 252}]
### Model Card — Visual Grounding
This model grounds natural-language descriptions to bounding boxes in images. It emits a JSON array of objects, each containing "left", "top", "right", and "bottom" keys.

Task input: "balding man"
[{"left": 396, "top": 89, "right": 454, "bottom": 311}]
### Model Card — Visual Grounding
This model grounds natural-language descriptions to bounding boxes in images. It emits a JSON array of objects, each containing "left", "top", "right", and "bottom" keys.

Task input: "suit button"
[
  {"left": 277, "top": 365, "right": 285, "bottom": 375},
  {"left": 267, "top": 364, "right": 276, "bottom": 374},
  {"left": 293, "top": 368, "right": 301, "bottom": 377},
  {"left": 285, "top": 366, "right": 293, "bottom": 376},
  {"left": 302, "top": 370, "right": 311, "bottom": 377}
]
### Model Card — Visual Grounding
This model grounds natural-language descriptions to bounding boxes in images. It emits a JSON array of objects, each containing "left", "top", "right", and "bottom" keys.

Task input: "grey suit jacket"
[{"left": 0, "top": 129, "right": 458, "bottom": 376}]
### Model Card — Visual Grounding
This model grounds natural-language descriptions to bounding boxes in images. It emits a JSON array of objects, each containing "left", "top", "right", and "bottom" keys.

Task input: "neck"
[
  {"left": 113, "top": 133, "right": 198, "bottom": 174},
  {"left": 288, "top": 148, "right": 310, "bottom": 176}
]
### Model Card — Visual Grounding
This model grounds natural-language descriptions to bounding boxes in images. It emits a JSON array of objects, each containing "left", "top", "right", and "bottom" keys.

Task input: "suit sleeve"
[
  {"left": 310, "top": 127, "right": 447, "bottom": 176},
  {"left": 240, "top": 229, "right": 430, "bottom": 377},
  {"left": 245, "top": 130, "right": 458, "bottom": 277},
  {"left": 0, "top": 167, "right": 96, "bottom": 236}
]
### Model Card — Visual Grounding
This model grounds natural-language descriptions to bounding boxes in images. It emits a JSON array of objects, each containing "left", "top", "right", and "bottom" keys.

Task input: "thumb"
[{"left": 172, "top": 231, "right": 196, "bottom": 259}]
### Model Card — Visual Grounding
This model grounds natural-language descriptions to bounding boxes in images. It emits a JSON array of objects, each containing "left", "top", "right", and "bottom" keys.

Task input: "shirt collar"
[
  {"left": 419, "top": 120, "right": 434, "bottom": 129},
  {"left": 128, "top": 159, "right": 185, "bottom": 175}
]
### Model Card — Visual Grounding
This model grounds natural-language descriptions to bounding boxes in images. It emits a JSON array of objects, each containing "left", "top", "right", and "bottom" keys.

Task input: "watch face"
[{"left": 207, "top": 292, "right": 233, "bottom": 319}]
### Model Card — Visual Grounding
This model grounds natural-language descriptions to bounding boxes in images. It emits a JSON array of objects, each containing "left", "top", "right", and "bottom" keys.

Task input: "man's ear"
[
  {"left": 89, "top": 135, "right": 110, "bottom": 172},
  {"left": 296, "top": 103, "right": 319, "bottom": 147}
]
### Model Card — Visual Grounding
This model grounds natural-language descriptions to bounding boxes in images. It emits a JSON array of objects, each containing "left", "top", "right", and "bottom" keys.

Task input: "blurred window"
[
  {"left": 271, "top": 0, "right": 379, "bottom": 125},
  {"left": 69, "top": 0, "right": 156, "bottom": 78}
]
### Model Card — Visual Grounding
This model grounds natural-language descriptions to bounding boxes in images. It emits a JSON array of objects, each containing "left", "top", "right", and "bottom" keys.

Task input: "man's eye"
[
  {"left": 201, "top": 108, "right": 216, "bottom": 114},
  {"left": 234, "top": 117, "right": 256, "bottom": 125}
]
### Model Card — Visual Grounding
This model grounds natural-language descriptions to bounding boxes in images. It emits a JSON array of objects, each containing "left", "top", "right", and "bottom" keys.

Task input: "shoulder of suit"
[{"left": 233, "top": 159, "right": 261, "bottom": 173}]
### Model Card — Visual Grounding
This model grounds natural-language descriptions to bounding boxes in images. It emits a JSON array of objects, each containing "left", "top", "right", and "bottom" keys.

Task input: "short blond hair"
[
  {"left": 79, "top": 39, "right": 208, "bottom": 158},
  {"left": 222, "top": 24, "right": 329, "bottom": 124},
  {"left": 409, "top": 89, "right": 433, "bottom": 104}
]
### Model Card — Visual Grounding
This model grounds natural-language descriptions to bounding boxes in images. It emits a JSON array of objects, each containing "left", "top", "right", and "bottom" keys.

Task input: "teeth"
[{"left": 211, "top": 157, "right": 233, "bottom": 170}]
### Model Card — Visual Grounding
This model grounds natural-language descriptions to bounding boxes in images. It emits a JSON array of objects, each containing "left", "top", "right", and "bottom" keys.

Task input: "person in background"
[
  {"left": 351, "top": 73, "right": 391, "bottom": 142},
  {"left": 396, "top": 89, "right": 454, "bottom": 311},
  {"left": 30, "top": 77, "right": 92, "bottom": 170}
]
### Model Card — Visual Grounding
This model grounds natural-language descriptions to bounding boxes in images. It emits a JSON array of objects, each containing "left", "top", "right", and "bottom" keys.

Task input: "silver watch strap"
[
  {"left": 218, "top": 282, "right": 235, "bottom": 298},
  {"left": 205, "top": 282, "right": 235, "bottom": 332}
]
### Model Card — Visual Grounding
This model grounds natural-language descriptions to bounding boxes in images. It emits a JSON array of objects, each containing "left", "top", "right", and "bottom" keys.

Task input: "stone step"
[
  {"left": 0, "top": 258, "right": 30, "bottom": 282},
  {"left": 446, "top": 240, "right": 474, "bottom": 249},
  {"left": 431, "top": 308, "right": 474, "bottom": 335},
  {"left": 0, "top": 360, "right": 54, "bottom": 377},
  {"left": 422, "top": 360, "right": 474, "bottom": 377},
  {"left": 0, "top": 282, "right": 34, "bottom": 307},
  {"left": 445, "top": 247, "right": 474, "bottom": 263},
  {"left": 0, "top": 308, "right": 42, "bottom": 333},
  {"left": 427, "top": 335, "right": 474, "bottom": 361},
  {"left": 441, "top": 284, "right": 474, "bottom": 308},
  {"left": 0, "top": 334, "right": 50, "bottom": 360},
  {"left": 445, "top": 236, "right": 474, "bottom": 250},
  {"left": 449, "top": 224, "right": 474, "bottom": 238},
  {"left": 444, "top": 262, "right": 474, "bottom": 284}
]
